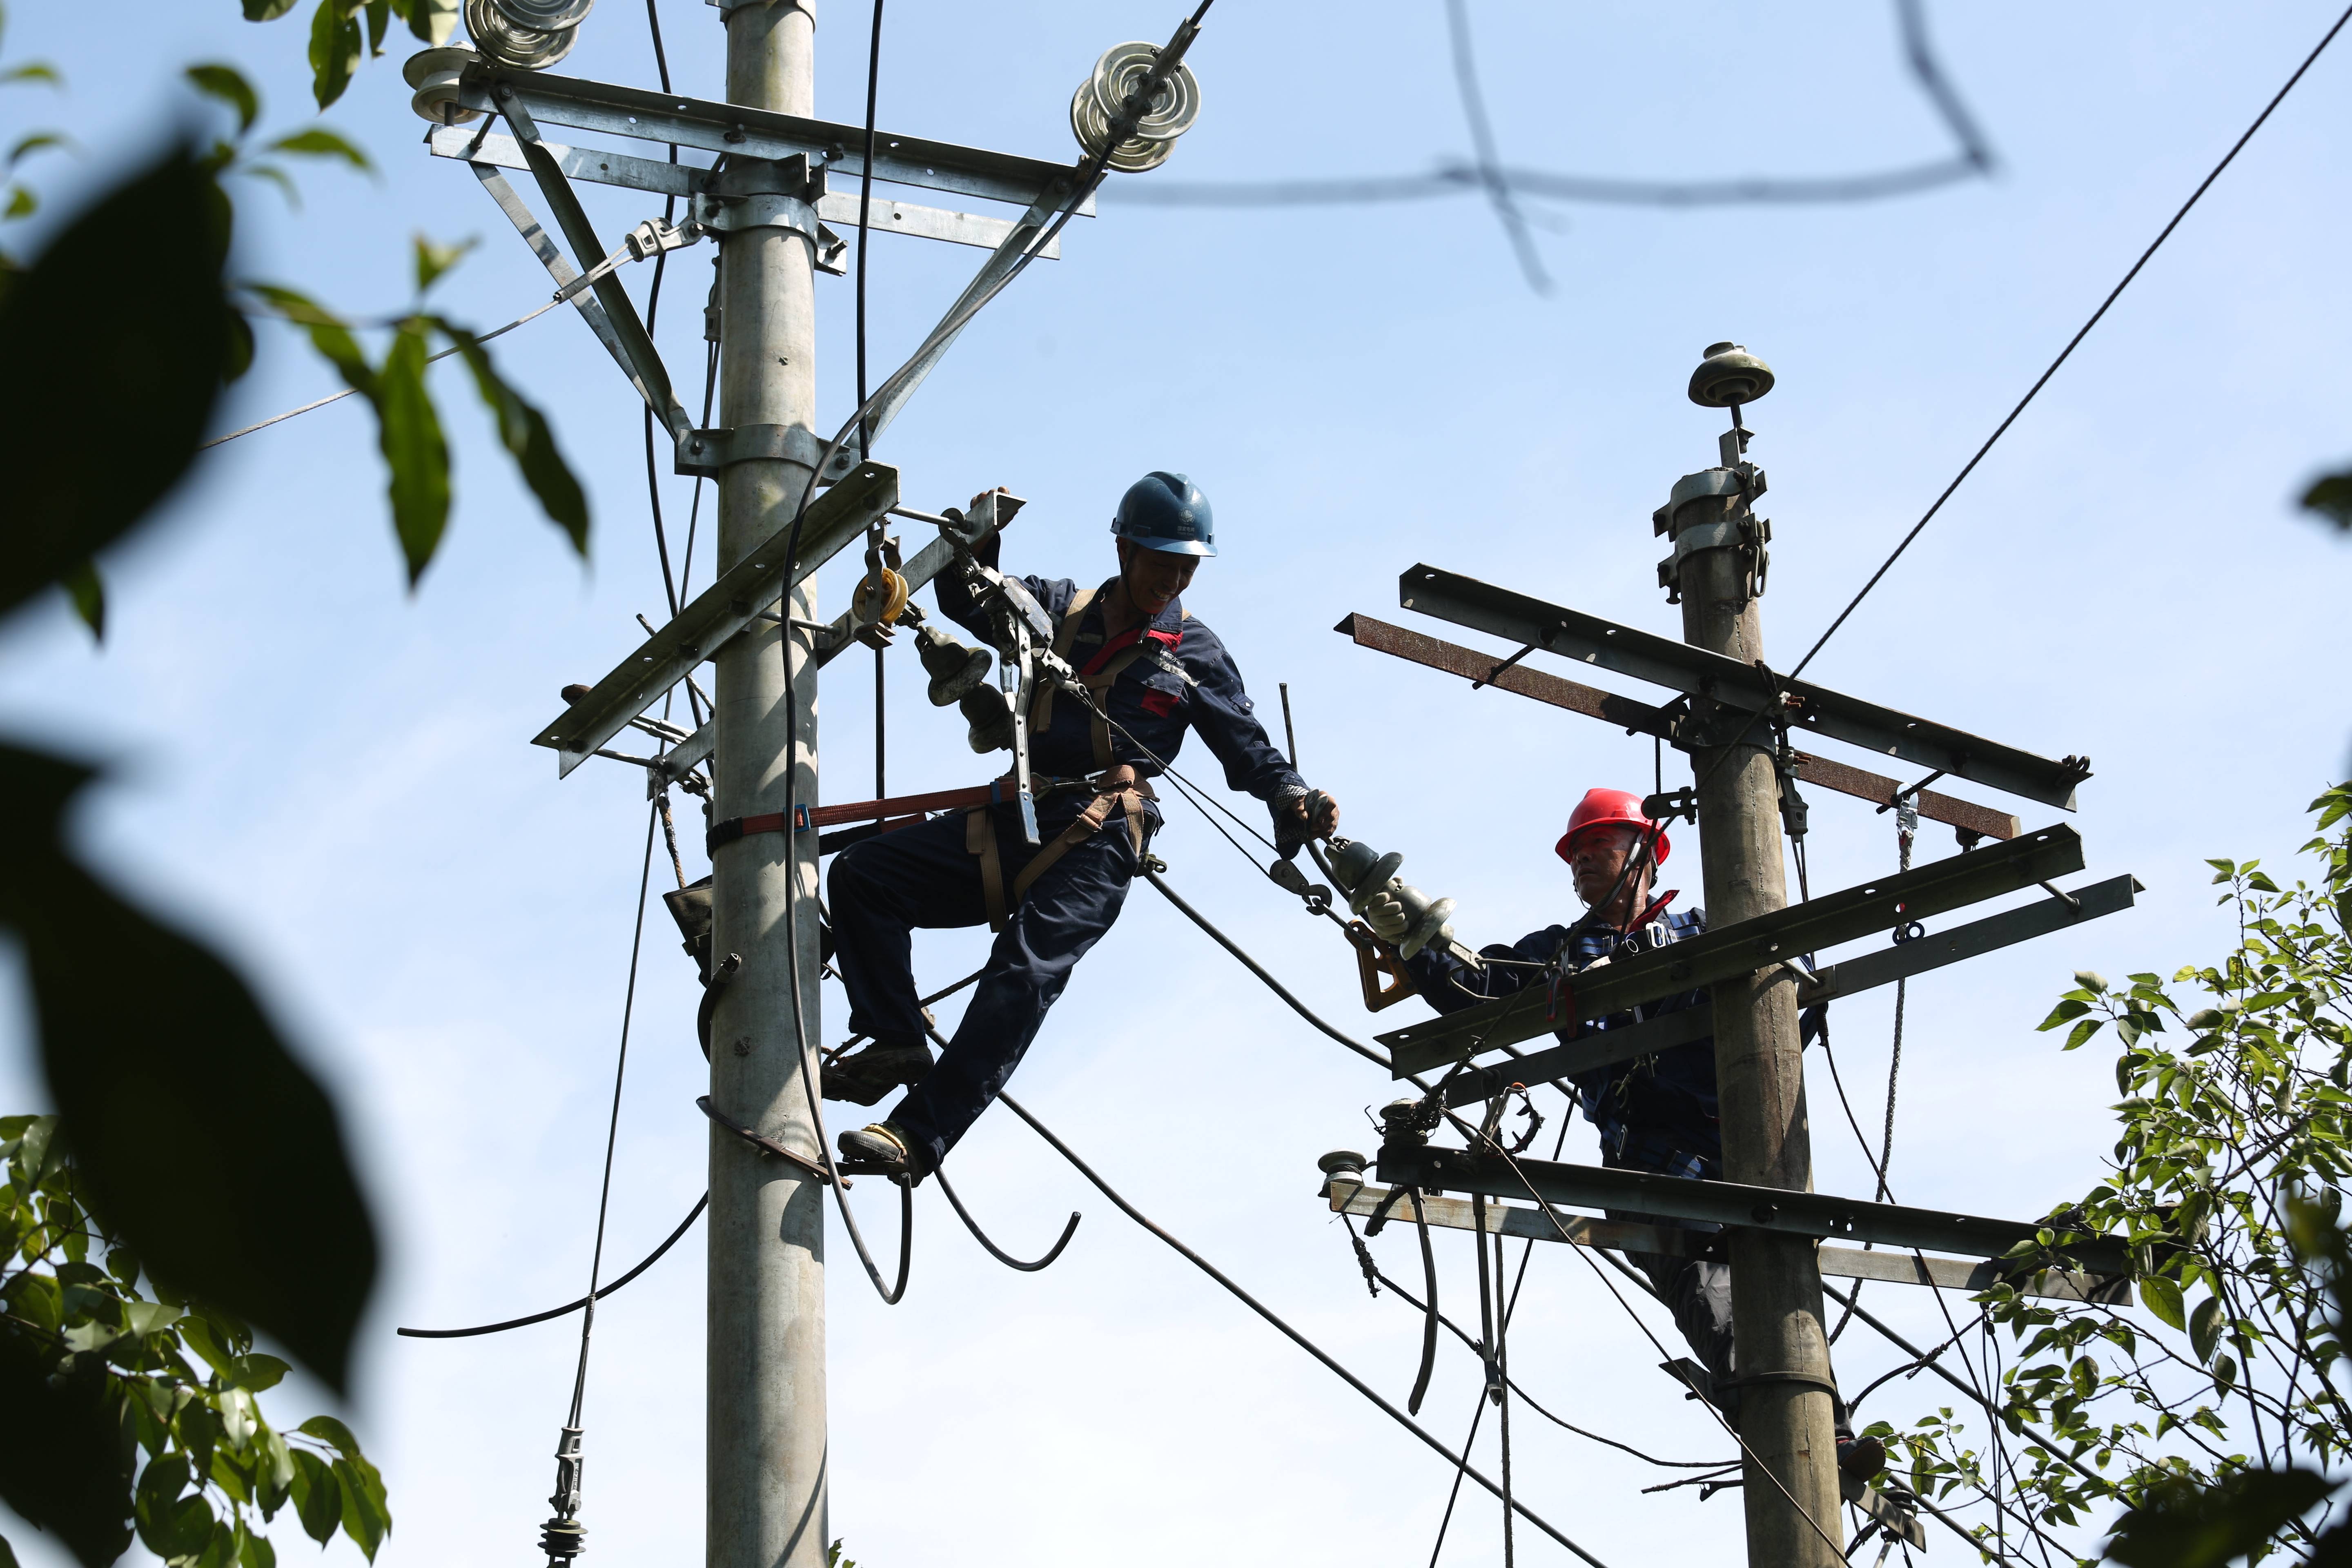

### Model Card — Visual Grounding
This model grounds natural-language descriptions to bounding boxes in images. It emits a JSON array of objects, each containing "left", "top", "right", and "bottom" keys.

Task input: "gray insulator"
[
  {"left": 961, "top": 687, "right": 1013, "bottom": 753},
  {"left": 464, "top": 0, "right": 585, "bottom": 68},
  {"left": 916, "top": 624, "right": 993, "bottom": 706}
]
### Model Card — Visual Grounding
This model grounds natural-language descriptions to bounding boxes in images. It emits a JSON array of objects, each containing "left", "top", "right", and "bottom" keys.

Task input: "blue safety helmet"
[{"left": 1110, "top": 470, "right": 1216, "bottom": 557}]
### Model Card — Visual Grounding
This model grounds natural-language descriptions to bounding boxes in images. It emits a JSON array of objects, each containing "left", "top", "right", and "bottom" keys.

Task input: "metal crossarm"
[
  {"left": 494, "top": 90, "right": 695, "bottom": 439},
  {"left": 1323, "top": 1178, "right": 2126, "bottom": 1304},
  {"left": 430, "top": 127, "right": 1063, "bottom": 258},
  {"left": 1372, "top": 1145, "right": 2133, "bottom": 1276},
  {"left": 1383, "top": 824, "right": 2089, "bottom": 1077},
  {"left": 451, "top": 63, "right": 1094, "bottom": 215},
  {"left": 1396, "top": 566, "right": 2090, "bottom": 810},
  {"left": 533, "top": 463, "right": 900, "bottom": 775},
  {"left": 1340, "top": 612, "right": 2022, "bottom": 842},
  {"left": 1439, "top": 872, "right": 2142, "bottom": 1103}
]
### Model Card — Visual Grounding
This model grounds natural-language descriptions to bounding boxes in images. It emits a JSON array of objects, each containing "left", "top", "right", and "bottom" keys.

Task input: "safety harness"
[{"left": 965, "top": 584, "right": 1185, "bottom": 931}]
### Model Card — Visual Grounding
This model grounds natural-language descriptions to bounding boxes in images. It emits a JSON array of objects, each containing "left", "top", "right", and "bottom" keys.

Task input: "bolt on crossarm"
[
  {"left": 1662, "top": 342, "right": 1843, "bottom": 1564},
  {"left": 706, "top": 2, "right": 828, "bottom": 1567}
]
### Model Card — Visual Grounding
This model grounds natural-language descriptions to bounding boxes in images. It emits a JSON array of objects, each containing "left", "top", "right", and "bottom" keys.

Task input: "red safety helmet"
[{"left": 1554, "top": 788, "right": 1670, "bottom": 868}]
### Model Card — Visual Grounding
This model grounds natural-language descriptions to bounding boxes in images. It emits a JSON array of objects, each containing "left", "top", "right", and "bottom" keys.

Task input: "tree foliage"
[
  {"left": 1866, "top": 785, "right": 2352, "bottom": 1564},
  {"left": 0, "top": 1118, "right": 391, "bottom": 1567}
]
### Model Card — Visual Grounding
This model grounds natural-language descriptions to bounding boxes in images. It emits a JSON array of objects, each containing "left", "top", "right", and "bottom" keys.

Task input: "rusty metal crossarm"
[
  {"left": 1323, "top": 1177, "right": 2124, "bottom": 1304},
  {"left": 534, "top": 464, "right": 900, "bottom": 775},
  {"left": 1396, "top": 566, "right": 2089, "bottom": 810},
  {"left": 1439, "top": 872, "right": 2143, "bottom": 1103},
  {"left": 451, "top": 65, "right": 1094, "bottom": 216},
  {"left": 1383, "top": 824, "right": 2089, "bottom": 1077},
  {"left": 1373, "top": 1145, "right": 2132, "bottom": 1276},
  {"left": 1340, "top": 612, "right": 2022, "bottom": 842}
]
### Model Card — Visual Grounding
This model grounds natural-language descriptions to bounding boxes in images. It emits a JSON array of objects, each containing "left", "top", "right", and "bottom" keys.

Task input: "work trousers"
[
  {"left": 1624, "top": 1244, "right": 1853, "bottom": 1439},
  {"left": 826, "top": 796, "right": 1154, "bottom": 1173}
]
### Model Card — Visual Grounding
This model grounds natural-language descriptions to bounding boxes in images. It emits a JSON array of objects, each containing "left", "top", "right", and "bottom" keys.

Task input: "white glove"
[{"left": 1362, "top": 888, "right": 1412, "bottom": 944}]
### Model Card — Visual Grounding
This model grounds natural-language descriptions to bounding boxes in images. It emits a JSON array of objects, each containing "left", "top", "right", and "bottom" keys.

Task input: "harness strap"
[
  {"left": 967, "top": 804, "right": 1009, "bottom": 932},
  {"left": 1027, "top": 586, "right": 1098, "bottom": 738},
  {"left": 964, "top": 773, "right": 1154, "bottom": 933}
]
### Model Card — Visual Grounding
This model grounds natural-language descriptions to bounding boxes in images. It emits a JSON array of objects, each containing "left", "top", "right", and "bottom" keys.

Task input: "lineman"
[
  {"left": 1365, "top": 787, "right": 1882, "bottom": 1478},
  {"left": 827, "top": 472, "right": 1340, "bottom": 1180}
]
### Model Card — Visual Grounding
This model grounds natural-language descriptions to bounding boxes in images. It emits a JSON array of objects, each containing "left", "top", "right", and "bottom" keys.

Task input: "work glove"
[
  {"left": 1272, "top": 786, "right": 1339, "bottom": 861},
  {"left": 1361, "top": 888, "right": 1412, "bottom": 944}
]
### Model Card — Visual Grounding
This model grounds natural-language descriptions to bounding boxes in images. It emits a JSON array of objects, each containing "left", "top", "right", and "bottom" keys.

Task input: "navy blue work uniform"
[
  {"left": 1404, "top": 904, "right": 1842, "bottom": 1429},
  {"left": 829, "top": 570, "right": 1304, "bottom": 1174}
]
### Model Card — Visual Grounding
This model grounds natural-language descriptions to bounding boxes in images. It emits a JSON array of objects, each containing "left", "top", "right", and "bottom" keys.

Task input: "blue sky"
[{"left": 4, "top": 2, "right": 2351, "bottom": 1564}]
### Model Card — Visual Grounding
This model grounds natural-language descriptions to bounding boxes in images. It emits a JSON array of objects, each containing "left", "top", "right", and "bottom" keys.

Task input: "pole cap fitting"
[
  {"left": 1318, "top": 1149, "right": 1369, "bottom": 1180},
  {"left": 1688, "top": 342, "right": 1775, "bottom": 408}
]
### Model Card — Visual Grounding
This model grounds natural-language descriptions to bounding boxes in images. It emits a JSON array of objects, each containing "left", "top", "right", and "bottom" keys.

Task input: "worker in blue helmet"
[{"left": 826, "top": 472, "right": 1340, "bottom": 1179}]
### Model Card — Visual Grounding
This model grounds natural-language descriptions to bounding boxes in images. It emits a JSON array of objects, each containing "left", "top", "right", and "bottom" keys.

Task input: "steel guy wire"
[
  {"left": 1443, "top": 0, "right": 1549, "bottom": 295},
  {"left": 396, "top": 1194, "right": 708, "bottom": 1339},
  {"left": 1114, "top": 0, "right": 1990, "bottom": 214},
  {"left": 1785, "top": 0, "right": 2352, "bottom": 690},
  {"left": 641, "top": 0, "right": 684, "bottom": 623},
  {"left": 991, "top": 1087, "right": 1616, "bottom": 1568}
]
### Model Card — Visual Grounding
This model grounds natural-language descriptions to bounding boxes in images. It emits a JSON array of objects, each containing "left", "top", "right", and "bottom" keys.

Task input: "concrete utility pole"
[
  {"left": 706, "top": 2, "right": 826, "bottom": 1566},
  {"left": 1664, "top": 343, "right": 1843, "bottom": 1565}
]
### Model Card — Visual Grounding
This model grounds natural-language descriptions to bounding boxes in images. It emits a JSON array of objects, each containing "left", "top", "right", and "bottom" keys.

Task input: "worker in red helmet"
[{"left": 1363, "top": 786, "right": 1878, "bottom": 1480}]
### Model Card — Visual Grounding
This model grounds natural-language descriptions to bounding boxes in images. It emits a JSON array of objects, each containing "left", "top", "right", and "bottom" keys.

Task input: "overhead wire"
[
  {"left": 1784, "top": 0, "right": 2352, "bottom": 688},
  {"left": 991, "top": 1087, "right": 1617, "bottom": 1568},
  {"left": 856, "top": 0, "right": 889, "bottom": 799},
  {"left": 396, "top": 1193, "right": 708, "bottom": 1339},
  {"left": 1441, "top": 0, "right": 1549, "bottom": 294},
  {"left": 1113, "top": 0, "right": 1991, "bottom": 214}
]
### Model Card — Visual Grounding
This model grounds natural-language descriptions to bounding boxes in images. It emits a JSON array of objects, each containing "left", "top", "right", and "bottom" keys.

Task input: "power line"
[
  {"left": 1109, "top": 0, "right": 1991, "bottom": 216},
  {"left": 1788, "top": 0, "right": 2352, "bottom": 686},
  {"left": 1443, "top": 0, "right": 1548, "bottom": 294}
]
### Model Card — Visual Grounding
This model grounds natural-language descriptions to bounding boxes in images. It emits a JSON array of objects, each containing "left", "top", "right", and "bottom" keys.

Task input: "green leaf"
[
  {"left": 2304, "top": 468, "right": 2352, "bottom": 532},
  {"left": 0, "top": 1330, "right": 134, "bottom": 1568},
  {"left": 185, "top": 65, "right": 260, "bottom": 136},
  {"left": 364, "top": 0, "right": 390, "bottom": 53},
  {"left": 296, "top": 1415, "right": 361, "bottom": 1461},
  {"left": 3, "top": 183, "right": 33, "bottom": 220},
  {"left": 2105, "top": 1466, "right": 2335, "bottom": 1567},
  {"left": 243, "top": 0, "right": 303, "bottom": 18},
  {"left": 1, "top": 1528, "right": 20, "bottom": 1567},
  {"left": 264, "top": 127, "right": 372, "bottom": 173},
  {"left": 2139, "top": 1273, "right": 2187, "bottom": 1330},
  {"left": 0, "top": 62, "right": 60, "bottom": 88},
  {"left": 61, "top": 560, "right": 102, "bottom": 641},
  {"left": 397, "top": 0, "right": 460, "bottom": 43},
  {"left": 412, "top": 232, "right": 474, "bottom": 294},
  {"left": 240, "top": 1524, "right": 277, "bottom": 1568},
  {"left": 2039, "top": 996, "right": 2093, "bottom": 1031},
  {"left": 306, "top": 0, "right": 362, "bottom": 111},
  {"left": 431, "top": 317, "right": 590, "bottom": 557},
  {"left": 0, "top": 744, "right": 379, "bottom": 1392},
  {"left": 0, "top": 146, "right": 230, "bottom": 622},
  {"left": 136, "top": 1452, "right": 211, "bottom": 1560},
  {"left": 334, "top": 1455, "right": 389, "bottom": 1560},
  {"left": 6, "top": 131, "right": 68, "bottom": 168},
  {"left": 376, "top": 321, "right": 450, "bottom": 585},
  {"left": 288, "top": 1450, "right": 340, "bottom": 1546}
]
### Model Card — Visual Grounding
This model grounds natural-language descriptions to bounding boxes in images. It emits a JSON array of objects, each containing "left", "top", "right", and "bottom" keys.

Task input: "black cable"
[
  {"left": 932, "top": 1165, "right": 1079, "bottom": 1272},
  {"left": 559, "top": 802, "right": 661, "bottom": 1444},
  {"left": 396, "top": 1194, "right": 708, "bottom": 1339},
  {"left": 641, "top": 0, "right": 682, "bottom": 622},
  {"left": 1408, "top": 1189, "right": 1441, "bottom": 1415},
  {"left": 993, "top": 1089, "right": 1615, "bottom": 1568},
  {"left": 1786, "top": 0, "right": 2352, "bottom": 687},
  {"left": 1113, "top": 0, "right": 1990, "bottom": 213},
  {"left": 1442, "top": 0, "right": 1548, "bottom": 294},
  {"left": 1141, "top": 869, "right": 1391, "bottom": 1070}
]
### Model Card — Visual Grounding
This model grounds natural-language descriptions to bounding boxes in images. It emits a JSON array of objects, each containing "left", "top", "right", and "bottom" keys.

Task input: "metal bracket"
[
  {"left": 1438, "top": 872, "right": 2143, "bottom": 1105},
  {"left": 1383, "top": 823, "right": 2091, "bottom": 1076},
  {"left": 1396, "top": 565, "right": 2091, "bottom": 809},
  {"left": 675, "top": 423, "right": 864, "bottom": 481},
  {"left": 1843, "top": 1477, "right": 1929, "bottom": 1552},
  {"left": 1373, "top": 1143, "right": 2133, "bottom": 1276},
  {"left": 534, "top": 463, "right": 900, "bottom": 774}
]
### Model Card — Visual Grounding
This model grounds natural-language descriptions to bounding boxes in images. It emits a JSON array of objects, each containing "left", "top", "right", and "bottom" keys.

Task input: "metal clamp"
[
  {"left": 695, "top": 1095, "right": 836, "bottom": 1186},
  {"left": 676, "top": 422, "right": 864, "bottom": 479}
]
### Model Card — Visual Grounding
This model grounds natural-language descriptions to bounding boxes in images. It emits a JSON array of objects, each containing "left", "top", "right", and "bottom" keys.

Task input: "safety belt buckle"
[{"left": 788, "top": 804, "right": 814, "bottom": 832}]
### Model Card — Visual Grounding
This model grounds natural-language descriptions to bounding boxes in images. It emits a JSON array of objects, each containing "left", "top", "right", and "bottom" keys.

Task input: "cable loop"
[{"left": 933, "top": 1166, "right": 1080, "bottom": 1272}]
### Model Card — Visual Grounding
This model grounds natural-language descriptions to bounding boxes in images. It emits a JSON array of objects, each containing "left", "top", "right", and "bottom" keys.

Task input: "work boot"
[
  {"left": 1837, "top": 1433, "right": 1887, "bottom": 1482},
  {"left": 837, "top": 1121, "right": 924, "bottom": 1180},
  {"left": 822, "top": 1039, "right": 932, "bottom": 1105}
]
